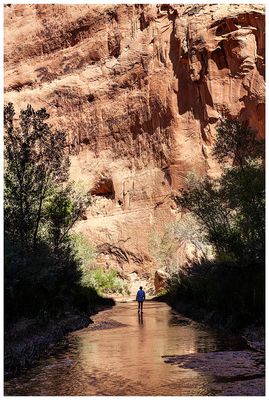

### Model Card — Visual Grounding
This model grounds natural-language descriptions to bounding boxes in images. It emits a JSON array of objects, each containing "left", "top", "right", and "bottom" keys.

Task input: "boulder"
[{"left": 154, "top": 269, "right": 170, "bottom": 293}]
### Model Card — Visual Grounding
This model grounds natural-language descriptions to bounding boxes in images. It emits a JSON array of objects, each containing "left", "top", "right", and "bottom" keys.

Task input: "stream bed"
[{"left": 4, "top": 301, "right": 265, "bottom": 396}]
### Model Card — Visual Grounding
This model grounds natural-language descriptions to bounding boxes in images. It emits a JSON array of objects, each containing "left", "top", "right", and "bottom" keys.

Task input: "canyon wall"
[{"left": 4, "top": 4, "right": 265, "bottom": 285}]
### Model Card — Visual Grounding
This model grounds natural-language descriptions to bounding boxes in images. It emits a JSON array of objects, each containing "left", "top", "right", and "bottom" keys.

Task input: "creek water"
[{"left": 5, "top": 301, "right": 249, "bottom": 396}]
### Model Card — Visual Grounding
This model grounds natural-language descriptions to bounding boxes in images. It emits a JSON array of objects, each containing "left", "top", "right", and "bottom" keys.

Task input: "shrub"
[
  {"left": 86, "top": 268, "right": 130, "bottom": 295},
  {"left": 71, "top": 233, "right": 96, "bottom": 267},
  {"left": 168, "top": 261, "right": 265, "bottom": 329}
]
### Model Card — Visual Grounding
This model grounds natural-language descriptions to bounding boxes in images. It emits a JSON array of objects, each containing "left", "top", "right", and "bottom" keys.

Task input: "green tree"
[
  {"left": 176, "top": 175, "right": 235, "bottom": 256},
  {"left": 219, "top": 160, "right": 265, "bottom": 262},
  {"left": 212, "top": 118, "right": 264, "bottom": 167},
  {"left": 45, "top": 184, "right": 91, "bottom": 250},
  {"left": 4, "top": 103, "right": 95, "bottom": 321},
  {"left": 4, "top": 103, "right": 69, "bottom": 253},
  {"left": 174, "top": 119, "right": 265, "bottom": 265}
]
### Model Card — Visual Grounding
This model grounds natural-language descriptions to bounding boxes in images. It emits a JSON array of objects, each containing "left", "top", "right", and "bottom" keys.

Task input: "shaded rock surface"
[
  {"left": 242, "top": 325, "right": 265, "bottom": 352},
  {"left": 4, "top": 4, "right": 265, "bottom": 278},
  {"left": 164, "top": 350, "right": 265, "bottom": 396},
  {"left": 209, "top": 377, "right": 265, "bottom": 396}
]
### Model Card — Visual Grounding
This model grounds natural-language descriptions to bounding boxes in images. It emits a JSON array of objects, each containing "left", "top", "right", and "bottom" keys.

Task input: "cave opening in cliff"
[{"left": 91, "top": 177, "right": 115, "bottom": 200}]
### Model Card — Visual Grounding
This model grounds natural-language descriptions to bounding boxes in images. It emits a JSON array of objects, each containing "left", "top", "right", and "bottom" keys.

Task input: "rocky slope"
[{"left": 4, "top": 4, "right": 265, "bottom": 287}]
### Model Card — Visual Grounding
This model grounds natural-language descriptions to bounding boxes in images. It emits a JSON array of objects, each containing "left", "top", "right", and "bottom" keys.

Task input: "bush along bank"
[
  {"left": 165, "top": 261, "right": 265, "bottom": 332},
  {"left": 5, "top": 295, "right": 115, "bottom": 380}
]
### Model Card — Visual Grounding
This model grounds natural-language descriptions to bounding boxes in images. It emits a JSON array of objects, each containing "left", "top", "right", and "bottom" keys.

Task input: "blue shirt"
[{"left": 136, "top": 289, "right": 145, "bottom": 302}]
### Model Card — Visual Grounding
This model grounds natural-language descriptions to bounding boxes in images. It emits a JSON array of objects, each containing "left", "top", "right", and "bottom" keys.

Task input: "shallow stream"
[{"left": 5, "top": 301, "right": 264, "bottom": 396}]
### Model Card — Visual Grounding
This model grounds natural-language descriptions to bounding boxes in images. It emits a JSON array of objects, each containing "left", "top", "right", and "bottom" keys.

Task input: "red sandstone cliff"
[{"left": 4, "top": 4, "right": 265, "bottom": 284}]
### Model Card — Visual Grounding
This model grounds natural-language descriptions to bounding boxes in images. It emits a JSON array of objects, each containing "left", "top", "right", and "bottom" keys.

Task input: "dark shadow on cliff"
[{"left": 168, "top": 9, "right": 214, "bottom": 141}]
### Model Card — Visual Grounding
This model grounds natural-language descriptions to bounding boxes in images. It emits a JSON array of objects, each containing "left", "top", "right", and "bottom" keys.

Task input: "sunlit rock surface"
[{"left": 4, "top": 4, "right": 265, "bottom": 277}]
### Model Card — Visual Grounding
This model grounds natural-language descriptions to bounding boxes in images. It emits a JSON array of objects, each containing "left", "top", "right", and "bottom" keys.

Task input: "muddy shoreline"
[
  {"left": 173, "top": 301, "right": 264, "bottom": 352},
  {"left": 154, "top": 295, "right": 265, "bottom": 350},
  {"left": 5, "top": 303, "right": 114, "bottom": 380},
  {"left": 5, "top": 313, "right": 92, "bottom": 379}
]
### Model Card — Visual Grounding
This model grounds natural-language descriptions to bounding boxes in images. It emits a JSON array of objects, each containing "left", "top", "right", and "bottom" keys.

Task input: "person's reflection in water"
[{"left": 138, "top": 312, "right": 144, "bottom": 325}]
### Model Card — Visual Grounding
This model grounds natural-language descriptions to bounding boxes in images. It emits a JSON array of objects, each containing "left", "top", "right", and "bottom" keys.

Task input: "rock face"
[
  {"left": 154, "top": 269, "right": 170, "bottom": 293},
  {"left": 4, "top": 4, "right": 265, "bottom": 280},
  {"left": 164, "top": 350, "right": 265, "bottom": 396}
]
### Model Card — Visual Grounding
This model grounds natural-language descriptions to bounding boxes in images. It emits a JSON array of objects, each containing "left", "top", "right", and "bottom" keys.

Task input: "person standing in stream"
[{"left": 136, "top": 286, "right": 146, "bottom": 313}]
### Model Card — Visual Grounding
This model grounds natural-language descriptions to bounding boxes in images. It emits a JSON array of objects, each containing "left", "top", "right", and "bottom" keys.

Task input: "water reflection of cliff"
[{"left": 4, "top": 302, "right": 247, "bottom": 396}]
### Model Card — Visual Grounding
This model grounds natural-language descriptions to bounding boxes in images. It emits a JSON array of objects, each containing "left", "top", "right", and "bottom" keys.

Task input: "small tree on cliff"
[
  {"left": 174, "top": 119, "right": 265, "bottom": 265},
  {"left": 212, "top": 118, "right": 264, "bottom": 167}
]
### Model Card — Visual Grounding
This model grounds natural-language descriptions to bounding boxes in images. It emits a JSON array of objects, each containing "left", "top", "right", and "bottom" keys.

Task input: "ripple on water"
[{"left": 4, "top": 301, "right": 264, "bottom": 396}]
